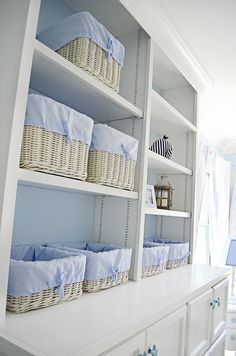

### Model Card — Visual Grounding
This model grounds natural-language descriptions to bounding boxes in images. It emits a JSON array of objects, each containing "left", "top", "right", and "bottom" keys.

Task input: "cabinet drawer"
[
  {"left": 226, "top": 329, "right": 236, "bottom": 351},
  {"left": 204, "top": 331, "right": 226, "bottom": 356},
  {"left": 227, "top": 312, "right": 236, "bottom": 329},
  {"left": 102, "top": 332, "right": 146, "bottom": 356}
]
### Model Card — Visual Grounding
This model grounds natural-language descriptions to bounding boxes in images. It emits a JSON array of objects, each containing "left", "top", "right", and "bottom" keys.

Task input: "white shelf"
[
  {"left": 148, "top": 150, "right": 192, "bottom": 175},
  {"left": 30, "top": 40, "right": 143, "bottom": 122},
  {"left": 151, "top": 90, "right": 197, "bottom": 133},
  {"left": 18, "top": 169, "right": 138, "bottom": 200},
  {"left": 145, "top": 207, "right": 191, "bottom": 218}
]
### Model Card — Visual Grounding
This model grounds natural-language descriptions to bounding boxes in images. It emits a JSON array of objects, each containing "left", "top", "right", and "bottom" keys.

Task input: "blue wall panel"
[{"left": 13, "top": 185, "right": 95, "bottom": 245}]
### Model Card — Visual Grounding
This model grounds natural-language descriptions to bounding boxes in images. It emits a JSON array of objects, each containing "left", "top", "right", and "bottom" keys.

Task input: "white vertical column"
[
  {"left": 131, "top": 37, "right": 153, "bottom": 280},
  {"left": 0, "top": 0, "right": 40, "bottom": 321},
  {"left": 190, "top": 92, "right": 199, "bottom": 263}
]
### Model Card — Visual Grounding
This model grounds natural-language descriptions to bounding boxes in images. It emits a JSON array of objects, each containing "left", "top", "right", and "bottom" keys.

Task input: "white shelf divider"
[
  {"left": 151, "top": 89, "right": 197, "bottom": 133},
  {"left": 145, "top": 207, "right": 191, "bottom": 218},
  {"left": 18, "top": 169, "right": 138, "bottom": 200},
  {"left": 30, "top": 40, "right": 143, "bottom": 122},
  {"left": 148, "top": 150, "right": 192, "bottom": 175}
]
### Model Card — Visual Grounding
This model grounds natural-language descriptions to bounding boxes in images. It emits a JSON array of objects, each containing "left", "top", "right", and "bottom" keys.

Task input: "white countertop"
[{"left": 0, "top": 264, "right": 230, "bottom": 356}]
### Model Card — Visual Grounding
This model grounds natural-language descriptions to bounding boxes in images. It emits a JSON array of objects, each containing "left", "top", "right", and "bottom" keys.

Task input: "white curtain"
[
  {"left": 229, "top": 178, "right": 236, "bottom": 238},
  {"left": 193, "top": 139, "right": 209, "bottom": 263},
  {"left": 194, "top": 138, "right": 230, "bottom": 266},
  {"left": 208, "top": 152, "right": 230, "bottom": 266}
]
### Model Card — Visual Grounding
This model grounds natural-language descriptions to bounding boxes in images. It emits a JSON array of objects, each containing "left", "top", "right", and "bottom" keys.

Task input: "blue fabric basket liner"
[
  {"left": 37, "top": 11, "right": 125, "bottom": 66},
  {"left": 90, "top": 124, "right": 139, "bottom": 161},
  {"left": 48, "top": 242, "right": 132, "bottom": 282},
  {"left": 144, "top": 239, "right": 190, "bottom": 261},
  {"left": 142, "top": 245, "right": 170, "bottom": 267},
  {"left": 8, "top": 245, "right": 86, "bottom": 298},
  {"left": 25, "top": 93, "right": 94, "bottom": 145}
]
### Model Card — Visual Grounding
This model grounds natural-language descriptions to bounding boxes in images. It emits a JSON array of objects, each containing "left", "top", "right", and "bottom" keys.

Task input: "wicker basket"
[
  {"left": 20, "top": 93, "right": 93, "bottom": 180},
  {"left": 142, "top": 263, "right": 167, "bottom": 278},
  {"left": 142, "top": 245, "right": 170, "bottom": 278},
  {"left": 87, "top": 151, "right": 136, "bottom": 190},
  {"left": 145, "top": 239, "right": 190, "bottom": 270},
  {"left": 7, "top": 245, "right": 86, "bottom": 313},
  {"left": 46, "top": 242, "right": 132, "bottom": 293},
  {"left": 20, "top": 126, "right": 89, "bottom": 180},
  {"left": 7, "top": 282, "right": 83, "bottom": 314},
  {"left": 167, "top": 255, "right": 189, "bottom": 269},
  {"left": 83, "top": 271, "right": 129, "bottom": 293},
  {"left": 57, "top": 37, "right": 121, "bottom": 92}
]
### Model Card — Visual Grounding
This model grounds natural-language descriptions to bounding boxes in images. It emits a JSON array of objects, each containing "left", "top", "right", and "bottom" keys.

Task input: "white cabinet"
[
  {"left": 104, "top": 306, "right": 186, "bottom": 356},
  {"left": 186, "top": 289, "right": 212, "bottom": 356},
  {"left": 102, "top": 279, "right": 228, "bottom": 356},
  {"left": 146, "top": 306, "right": 186, "bottom": 356},
  {"left": 0, "top": 266, "right": 230, "bottom": 355},
  {"left": 186, "top": 279, "right": 228, "bottom": 356}
]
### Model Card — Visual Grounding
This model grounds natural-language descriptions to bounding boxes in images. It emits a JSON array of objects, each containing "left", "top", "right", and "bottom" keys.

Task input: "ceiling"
[{"left": 156, "top": 0, "right": 236, "bottom": 153}]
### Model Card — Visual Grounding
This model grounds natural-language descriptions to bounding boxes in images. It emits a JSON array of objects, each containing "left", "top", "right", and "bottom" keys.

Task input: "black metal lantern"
[{"left": 154, "top": 176, "right": 173, "bottom": 210}]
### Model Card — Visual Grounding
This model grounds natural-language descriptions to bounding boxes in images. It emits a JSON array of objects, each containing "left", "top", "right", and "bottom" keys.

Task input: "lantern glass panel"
[
  {"left": 162, "top": 199, "right": 168, "bottom": 208},
  {"left": 162, "top": 190, "right": 168, "bottom": 198}
]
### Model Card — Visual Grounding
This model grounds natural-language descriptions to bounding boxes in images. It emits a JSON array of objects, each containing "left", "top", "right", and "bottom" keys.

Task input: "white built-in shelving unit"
[
  {"left": 0, "top": 0, "right": 219, "bottom": 354},
  {"left": 0, "top": 0, "right": 199, "bottom": 317}
]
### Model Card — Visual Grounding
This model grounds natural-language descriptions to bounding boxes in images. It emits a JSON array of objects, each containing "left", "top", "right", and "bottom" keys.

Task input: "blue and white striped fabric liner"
[
  {"left": 25, "top": 94, "right": 94, "bottom": 145},
  {"left": 142, "top": 245, "right": 169, "bottom": 267},
  {"left": 145, "top": 239, "right": 190, "bottom": 261},
  {"left": 150, "top": 135, "right": 173, "bottom": 159},
  {"left": 8, "top": 245, "right": 86, "bottom": 298},
  {"left": 47, "top": 242, "right": 132, "bottom": 282},
  {"left": 37, "top": 12, "right": 125, "bottom": 66},
  {"left": 90, "top": 124, "right": 139, "bottom": 161}
]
